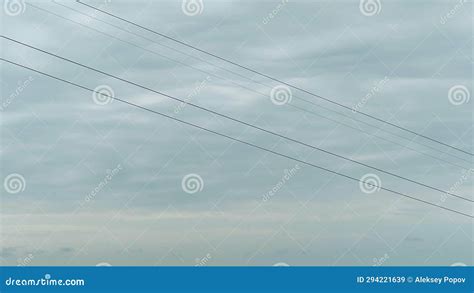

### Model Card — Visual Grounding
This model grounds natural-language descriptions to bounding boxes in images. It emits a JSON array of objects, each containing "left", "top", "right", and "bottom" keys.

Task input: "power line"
[
  {"left": 76, "top": 0, "right": 474, "bottom": 157},
  {"left": 2, "top": 58, "right": 471, "bottom": 219},
  {"left": 3, "top": 35, "right": 471, "bottom": 203},
  {"left": 289, "top": 104, "right": 469, "bottom": 170},
  {"left": 42, "top": 1, "right": 471, "bottom": 169},
  {"left": 30, "top": 1, "right": 473, "bottom": 170}
]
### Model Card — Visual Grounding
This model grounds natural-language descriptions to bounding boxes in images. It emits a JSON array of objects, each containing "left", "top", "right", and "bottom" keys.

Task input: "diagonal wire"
[
  {"left": 76, "top": 0, "right": 474, "bottom": 157},
  {"left": 41, "top": 1, "right": 472, "bottom": 170},
  {"left": 0, "top": 35, "right": 474, "bottom": 202},
  {"left": 1, "top": 57, "right": 472, "bottom": 219},
  {"left": 3, "top": 35, "right": 471, "bottom": 203}
]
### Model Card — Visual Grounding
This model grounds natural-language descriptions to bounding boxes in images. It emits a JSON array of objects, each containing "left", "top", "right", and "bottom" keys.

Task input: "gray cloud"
[{"left": 1, "top": 0, "right": 472, "bottom": 266}]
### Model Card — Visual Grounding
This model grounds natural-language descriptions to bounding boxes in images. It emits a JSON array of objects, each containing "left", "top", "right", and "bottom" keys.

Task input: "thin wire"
[
  {"left": 2, "top": 58, "right": 472, "bottom": 219},
  {"left": 3, "top": 36, "right": 471, "bottom": 203},
  {"left": 32, "top": 2, "right": 472, "bottom": 168},
  {"left": 76, "top": 0, "right": 474, "bottom": 157},
  {"left": 290, "top": 104, "right": 469, "bottom": 170}
]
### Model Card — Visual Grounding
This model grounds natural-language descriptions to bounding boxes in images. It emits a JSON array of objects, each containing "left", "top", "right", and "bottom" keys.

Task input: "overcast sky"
[{"left": 1, "top": 0, "right": 472, "bottom": 266}]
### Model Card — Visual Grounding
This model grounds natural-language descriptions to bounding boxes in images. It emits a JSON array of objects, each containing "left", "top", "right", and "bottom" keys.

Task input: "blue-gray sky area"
[{"left": 1, "top": 0, "right": 472, "bottom": 266}]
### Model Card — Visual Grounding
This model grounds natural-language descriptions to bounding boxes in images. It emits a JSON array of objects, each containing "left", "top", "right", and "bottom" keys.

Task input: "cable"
[
  {"left": 2, "top": 58, "right": 471, "bottom": 218},
  {"left": 290, "top": 104, "right": 469, "bottom": 170},
  {"left": 76, "top": 0, "right": 474, "bottom": 157},
  {"left": 31, "top": 2, "right": 472, "bottom": 169},
  {"left": 3, "top": 35, "right": 471, "bottom": 203}
]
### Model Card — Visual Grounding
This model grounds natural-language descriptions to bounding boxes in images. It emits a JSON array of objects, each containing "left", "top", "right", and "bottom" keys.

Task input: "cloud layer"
[{"left": 1, "top": 0, "right": 472, "bottom": 266}]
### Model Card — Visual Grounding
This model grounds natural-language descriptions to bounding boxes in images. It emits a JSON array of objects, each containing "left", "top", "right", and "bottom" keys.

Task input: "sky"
[{"left": 0, "top": 0, "right": 473, "bottom": 266}]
